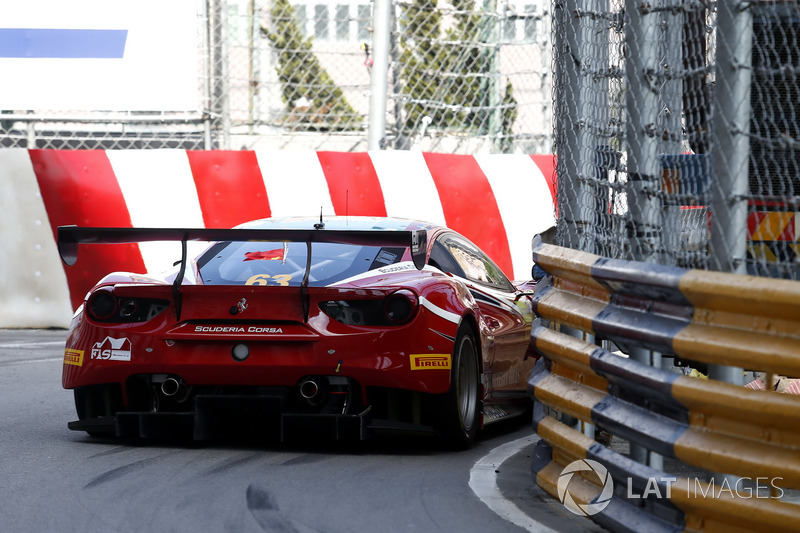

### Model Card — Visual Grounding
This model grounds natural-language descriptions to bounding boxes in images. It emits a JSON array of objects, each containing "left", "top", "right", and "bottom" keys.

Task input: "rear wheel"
[{"left": 441, "top": 326, "right": 480, "bottom": 447}]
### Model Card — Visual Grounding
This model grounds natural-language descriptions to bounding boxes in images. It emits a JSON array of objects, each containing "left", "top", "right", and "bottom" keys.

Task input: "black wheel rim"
[{"left": 456, "top": 336, "right": 478, "bottom": 432}]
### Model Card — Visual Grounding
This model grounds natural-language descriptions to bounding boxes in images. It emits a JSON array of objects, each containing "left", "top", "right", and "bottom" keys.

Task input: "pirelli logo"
[
  {"left": 410, "top": 354, "right": 451, "bottom": 370},
  {"left": 63, "top": 348, "right": 84, "bottom": 367}
]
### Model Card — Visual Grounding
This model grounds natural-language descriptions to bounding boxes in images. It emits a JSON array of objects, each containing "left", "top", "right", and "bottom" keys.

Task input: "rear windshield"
[{"left": 196, "top": 241, "right": 407, "bottom": 286}]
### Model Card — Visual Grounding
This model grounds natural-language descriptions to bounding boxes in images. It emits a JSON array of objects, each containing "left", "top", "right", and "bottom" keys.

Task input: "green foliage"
[
  {"left": 399, "top": 0, "right": 447, "bottom": 126},
  {"left": 399, "top": 0, "right": 518, "bottom": 149},
  {"left": 262, "top": 0, "right": 360, "bottom": 130},
  {"left": 500, "top": 80, "right": 518, "bottom": 152}
]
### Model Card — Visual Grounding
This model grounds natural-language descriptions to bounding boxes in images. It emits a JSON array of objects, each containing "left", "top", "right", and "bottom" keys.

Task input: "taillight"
[
  {"left": 87, "top": 288, "right": 117, "bottom": 321},
  {"left": 86, "top": 287, "right": 168, "bottom": 323},
  {"left": 383, "top": 289, "right": 418, "bottom": 324},
  {"left": 321, "top": 289, "right": 419, "bottom": 326}
]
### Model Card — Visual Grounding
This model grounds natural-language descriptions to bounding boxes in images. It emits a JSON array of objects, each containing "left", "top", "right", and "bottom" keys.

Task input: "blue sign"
[{"left": 0, "top": 28, "right": 127, "bottom": 58}]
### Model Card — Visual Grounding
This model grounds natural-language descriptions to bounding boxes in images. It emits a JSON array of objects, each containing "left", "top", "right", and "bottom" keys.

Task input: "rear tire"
[{"left": 441, "top": 326, "right": 480, "bottom": 448}]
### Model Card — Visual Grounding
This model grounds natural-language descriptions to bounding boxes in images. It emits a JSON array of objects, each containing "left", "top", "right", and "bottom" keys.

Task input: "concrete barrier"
[
  {"left": 0, "top": 149, "right": 556, "bottom": 328},
  {"left": 0, "top": 150, "right": 73, "bottom": 328}
]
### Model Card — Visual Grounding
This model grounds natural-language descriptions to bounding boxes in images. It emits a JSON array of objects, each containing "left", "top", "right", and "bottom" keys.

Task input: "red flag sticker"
[{"left": 244, "top": 249, "right": 285, "bottom": 261}]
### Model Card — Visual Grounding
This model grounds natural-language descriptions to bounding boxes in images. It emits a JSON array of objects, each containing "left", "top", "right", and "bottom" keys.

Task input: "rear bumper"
[{"left": 62, "top": 316, "right": 456, "bottom": 396}]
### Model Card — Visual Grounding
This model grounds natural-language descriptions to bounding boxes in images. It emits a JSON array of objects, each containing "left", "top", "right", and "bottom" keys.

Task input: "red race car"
[{"left": 58, "top": 216, "right": 537, "bottom": 446}]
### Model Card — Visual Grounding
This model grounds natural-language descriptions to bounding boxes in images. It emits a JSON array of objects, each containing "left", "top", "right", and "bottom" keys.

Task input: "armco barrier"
[
  {"left": 528, "top": 242, "right": 800, "bottom": 532},
  {"left": 0, "top": 149, "right": 556, "bottom": 328}
]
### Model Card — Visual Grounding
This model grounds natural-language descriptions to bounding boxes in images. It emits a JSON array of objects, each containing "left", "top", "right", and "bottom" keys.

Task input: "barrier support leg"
[
  {"left": 628, "top": 347, "right": 663, "bottom": 471},
  {"left": 561, "top": 325, "right": 596, "bottom": 439}
]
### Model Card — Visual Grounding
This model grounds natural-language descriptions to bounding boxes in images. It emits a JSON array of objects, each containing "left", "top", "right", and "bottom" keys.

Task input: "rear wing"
[{"left": 57, "top": 225, "right": 428, "bottom": 321}]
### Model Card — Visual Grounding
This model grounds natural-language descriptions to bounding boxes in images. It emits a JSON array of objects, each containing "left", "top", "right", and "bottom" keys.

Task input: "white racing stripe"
[
  {"left": 470, "top": 434, "right": 558, "bottom": 533},
  {"left": 419, "top": 296, "right": 460, "bottom": 324},
  {"left": 476, "top": 154, "right": 557, "bottom": 280}
]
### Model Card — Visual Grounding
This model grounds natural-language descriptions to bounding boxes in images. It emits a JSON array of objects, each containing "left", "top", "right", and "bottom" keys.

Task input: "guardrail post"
[
  {"left": 561, "top": 325, "right": 595, "bottom": 439},
  {"left": 627, "top": 347, "right": 663, "bottom": 471}
]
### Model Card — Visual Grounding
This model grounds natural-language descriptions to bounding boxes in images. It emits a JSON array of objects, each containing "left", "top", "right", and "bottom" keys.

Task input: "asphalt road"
[{"left": 0, "top": 329, "right": 602, "bottom": 533}]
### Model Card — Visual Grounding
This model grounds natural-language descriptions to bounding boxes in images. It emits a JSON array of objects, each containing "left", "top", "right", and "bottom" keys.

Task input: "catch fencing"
[
  {"left": 528, "top": 242, "right": 800, "bottom": 532},
  {"left": 0, "top": 0, "right": 552, "bottom": 155},
  {"left": 553, "top": 0, "right": 800, "bottom": 281}
]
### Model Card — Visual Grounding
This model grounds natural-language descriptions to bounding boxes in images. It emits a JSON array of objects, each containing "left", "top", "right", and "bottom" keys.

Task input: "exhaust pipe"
[
  {"left": 161, "top": 377, "right": 185, "bottom": 397},
  {"left": 299, "top": 378, "right": 320, "bottom": 401}
]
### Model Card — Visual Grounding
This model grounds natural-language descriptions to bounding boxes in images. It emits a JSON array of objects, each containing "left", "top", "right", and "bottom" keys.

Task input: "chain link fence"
[
  {"left": 0, "top": 0, "right": 552, "bottom": 154},
  {"left": 553, "top": 0, "right": 800, "bottom": 280},
  {"left": 5, "top": 0, "right": 797, "bottom": 278}
]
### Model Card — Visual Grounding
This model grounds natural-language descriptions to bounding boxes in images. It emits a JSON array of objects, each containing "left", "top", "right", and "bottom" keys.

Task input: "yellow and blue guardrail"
[{"left": 528, "top": 242, "right": 800, "bottom": 532}]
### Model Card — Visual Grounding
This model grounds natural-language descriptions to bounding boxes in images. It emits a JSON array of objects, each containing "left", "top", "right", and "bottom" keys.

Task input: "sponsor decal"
[
  {"left": 244, "top": 249, "right": 285, "bottom": 261},
  {"left": 377, "top": 263, "right": 413, "bottom": 274},
  {"left": 91, "top": 337, "right": 132, "bottom": 361},
  {"left": 193, "top": 326, "right": 284, "bottom": 334},
  {"left": 410, "top": 353, "right": 451, "bottom": 370},
  {"left": 63, "top": 348, "right": 84, "bottom": 367},
  {"left": 245, "top": 274, "right": 292, "bottom": 286}
]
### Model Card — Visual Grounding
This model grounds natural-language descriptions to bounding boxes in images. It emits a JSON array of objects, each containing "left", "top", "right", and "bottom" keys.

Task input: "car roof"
[{"left": 236, "top": 216, "right": 442, "bottom": 234}]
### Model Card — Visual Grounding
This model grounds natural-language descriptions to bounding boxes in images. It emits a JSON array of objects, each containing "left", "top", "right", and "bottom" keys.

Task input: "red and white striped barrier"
[{"left": 3, "top": 149, "right": 556, "bottom": 327}]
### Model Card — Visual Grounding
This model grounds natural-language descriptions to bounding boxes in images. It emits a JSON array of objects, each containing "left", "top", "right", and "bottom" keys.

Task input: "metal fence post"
[
  {"left": 207, "top": 0, "right": 226, "bottom": 150},
  {"left": 660, "top": 0, "right": 685, "bottom": 267},
  {"left": 554, "top": 0, "right": 594, "bottom": 252},
  {"left": 707, "top": 0, "right": 752, "bottom": 485},
  {"left": 219, "top": 0, "right": 231, "bottom": 150},
  {"left": 710, "top": 1, "right": 751, "bottom": 277},
  {"left": 708, "top": 0, "right": 749, "bottom": 385},
  {"left": 368, "top": 0, "right": 392, "bottom": 151},
  {"left": 625, "top": 0, "right": 662, "bottom": 263},
  {"left": 624, "top": 0, "right": 663, "bottom": 469},
  {"left": 481, "top": 0, "right": 501, "bottom": 152}
]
